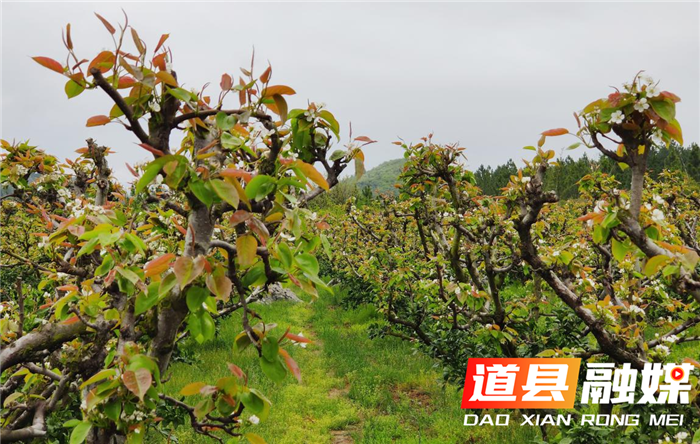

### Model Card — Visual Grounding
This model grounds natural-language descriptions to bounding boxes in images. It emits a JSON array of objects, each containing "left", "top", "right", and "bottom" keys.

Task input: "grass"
[{"left": 152, "top": 286, "right": 539, "bottom": 444}]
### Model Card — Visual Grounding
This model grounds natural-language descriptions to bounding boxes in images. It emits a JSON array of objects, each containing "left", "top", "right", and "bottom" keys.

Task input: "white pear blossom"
[
  {"left": 651, "top": 208, "right": 665, "bottom": 224},
  {"left": 646, "top": 84, "right": 660, "bottom": 98},
  {"left": 639, "top": 74, "right": 654, "bottom": 86},
  {"left": 634, "top": 98, "right": 649, "bottom": 112},
  {"left": 651, "top": 129, "right": 665, "bottom": 146},
  {"left": 675, "top": 432, "right": 689, "bottom": 442},
  {"left": 249, "top": 415, "right": 260, "bottom": 425},
  {"left": 628, "top": 305, "right": 644, "bottom": 315},
  {"left": 609, "top": 110, "right": 624, "bottom": 124}
]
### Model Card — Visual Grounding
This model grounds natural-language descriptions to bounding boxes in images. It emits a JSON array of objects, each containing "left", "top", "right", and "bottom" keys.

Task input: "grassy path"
[{"left": 159, "top": 287, "right": 538, "bottom": 443}]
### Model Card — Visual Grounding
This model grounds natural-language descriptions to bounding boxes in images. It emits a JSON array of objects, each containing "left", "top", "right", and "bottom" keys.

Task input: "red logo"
[{"left": 670, "top": 367, "right": 685, "bottom": 382}]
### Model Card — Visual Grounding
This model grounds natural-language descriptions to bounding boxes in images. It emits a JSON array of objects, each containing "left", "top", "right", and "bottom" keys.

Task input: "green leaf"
[
  {"left": 277, "top": 243, "right": 293, "bottom": 269},
  {"left": 643, "top": 255, "right": 672, "bottom": 277},
  {"left": 104, "top": 401, "right": 121, "bottom": 422},
  {"left": 558, "top": 251, "right": 573, "bottom": 265},
  {"left": 65, "top": 79, "right": 85, "bottom": 99},
  {"left": 245, "top": 433, "right": 267, "bottom": 444},
  {"left": 611, "top": 238, "right": 629, "bottom": 262},
  {"left": 329, "top": 150, "right": 346, "bottom": 161},
  {"left": 167, "top": 87, "right": 195, "bottom": 103},
  {"left": 80, "top": 369, "right": 117, "bottom": 389},
  {"left": 70, "top": 421, "right": 92, "bottom": 444},
  {"left": 245, "top": 175, "right": 276, "bottom": 201},
  {"left": 189, "top": 178, "right": 214, "bottom": 207},
  {"left": 186, "top": 286, "right": 209, "bottom": 313},
  {"left": 216, "top": 112, "right": 237, "bottom": 131},
  {"left": 135, "top": 156, "right": 174, "bottom": 194},
  {"left": 221, "top": 132, "right": 244, "bottom": 150},
  {"left": 210, "top": 179, "right": 239, "bottom": 208},
  {"left": 194, "top": 397, "right": 214, "bottom": 420},
  {"left": 124, "top": 232, "right": 147, "bottom": 254},
  {"left": 135, "top": 283, "right": 160, "bottom": 316},
  {"left": 261, "top": 337, "right": 279, "bottom": 361},
  {"left": 260, "top": 356, "right": 287, "bottom": 383},
  {"left": 295, "top": 253, "right": 319, "bottom": 276},
  {"left": 77, "top": 237, "right": 100, "bottom": 257},
  {"left": 240, "top": 388, "right": 264, "bottom": 414},
  {"left": 116, "top": 266, "right": 141, "bottom": 285},
  {"left": 536, "top": 349, "right": 556, "bottom": 357},
  {"left": 318, "top": 110, "right": 339, "bottom": 138},
  {"left": 650, "top": 99, "right": 675, "bottom": 122}
]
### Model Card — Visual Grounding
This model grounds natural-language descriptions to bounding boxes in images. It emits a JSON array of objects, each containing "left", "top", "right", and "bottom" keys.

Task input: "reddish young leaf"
[
  {"left": 125, "top": 163, "right": 139, "bottom": 178},
  {"left": 137, "top": 143, "right": 165, "bottom": 157},
  {"left": 122, "top": 368, "right": 152, "bottom": 401},
  {"left": 227, "top": 363, "right": 245, "bottom": 380},
  {"left": 660, "top": 91, "right": 681, "bottom": 103},
  {"left": 354, "top": 136, "right": 376, "bottom": 143},
  {"left": 229, "top": 210, "right": 252, "bottom": 226},
  {"left": 154, "top": 34, "right": 170, "bottom": 53},
  {"left": 32, "top": 56, "right": 64, "bottom": 74},
  {"left": 284, "top": 332, "right": 313, "bottom": 344},
  {"left": 153, "top": 53, "right": 167, "bottom": 71},
  {"left": 263, "top": 85, "right": 296, "bottom": 97},
  {"left": 279, "top": 349, "right": 301, "bottom": 383},
  {"left": 220, "top": 73, "right": 232, "bottom": 91},
  {"left": 86, "top": 115, "right": 111, "bottom": 127},
  {"left": 62, "top": 315, "right": 80, "bottom": 325},
  {"left": 144, "top": 253, "right": 176, "bottom": 278},
  {"left": 220, "top": 168, "right": 253, "bottom": 182},
  {"left": 94, "top": 13, "right": 116, "bottom": 35},
  {"left": 540, "top": 128, "right": 568, "bottom": 137},
  {"left": 206, "top": 274, "right": 232, "bottom": 301},
  {"left": 259, "top": 65, "right": 272, "bottom": 84},
  {"left": 87, "top": 51, "right": 116, "bottom": 75}
]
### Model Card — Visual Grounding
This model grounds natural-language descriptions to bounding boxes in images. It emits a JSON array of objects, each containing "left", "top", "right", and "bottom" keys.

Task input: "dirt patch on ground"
[
  {"left": 331, "top": 430, "right": 355, "bottom": 444},
  {"left": 328, "top": 383, "right": 350, "bottom": 399},
  {"left": 390, "top": 384, "right": 433, "bottom": 409}
]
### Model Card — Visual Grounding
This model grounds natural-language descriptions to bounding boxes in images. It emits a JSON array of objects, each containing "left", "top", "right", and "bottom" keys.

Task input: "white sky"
[{"left": 2, "top": 2, "right": 699, "bottom": 183}]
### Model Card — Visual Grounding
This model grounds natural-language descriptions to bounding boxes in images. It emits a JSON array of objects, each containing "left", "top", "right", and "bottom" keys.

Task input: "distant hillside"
[{"left": 356, "top": 158, "right": 405, "bottom": 195}]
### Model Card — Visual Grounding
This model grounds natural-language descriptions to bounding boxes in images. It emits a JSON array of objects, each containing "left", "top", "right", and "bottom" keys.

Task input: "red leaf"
[
  {"left": 125, "top": 163, "right": 139, "bottom": 178},
  {"left": 227, "top": 363, "right": 245, "bottom": 379},
  {"left": 220, "top": 73, "right": 232, "bottom": 91},
  {"left": 94, "top": 13, "right": 116, "bottom": 35},
  {"left": 122, "top": 368, "right": 152, "bottom": 401},
  {"left": 87, "top": 51, "right": 115, "bottom": 75},
  {"left": 263, "top": 85, "right": 296, "bottom": 97},
  {"left": 137, "top": 143, "right": 165, "bottom": 157},
  {"left": 260, "top": 65, "right": 272, "bottom": 84},
  {"left": 144, "top": 253, "right": 176, "bottom": 278},
  {"left": 220, "top": 168, "right": 252, "bottom": 183},
  {"left": 541, "top": 128, "right": 568, "bottom": 137},
  {"left": 279, "top": 349, "right": 301, "bottom": 383},
  {"left": 354, "top": 136, "right": 376, "bottom": 143},
  {"left": 62, "top": 315, "right": 80, "bottom": 325},
  {"left": 154, "top": 34, "right": 170, "bottom": 53},
  {"left": 86, "top": 115, "right": 111, "bottom": 127},
  {"left": 660, "top": 91, "right": 681, "bottom": 103},
  {"left": 284, "top": 332, "right": 312, "bottom": 344},
  {"left": 32, "top": 56, "right": 64, "bottom": 74},
  {"left": 118, "top": 76, "right": 137, "bottom": 89},
  {"left": 153, "top": 53, "right": 167, "bottom": 71},
  {"left": 229, "top": 210, "right": 252, "bottom": 226}
]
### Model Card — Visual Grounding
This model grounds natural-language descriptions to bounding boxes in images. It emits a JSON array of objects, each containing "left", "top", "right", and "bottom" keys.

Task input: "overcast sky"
[{"left": 2, "top": 2, "right": 699, "bottom": 183}]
